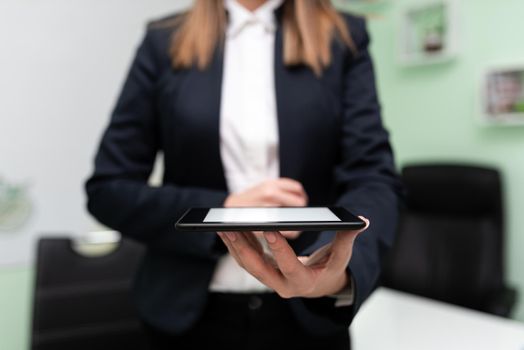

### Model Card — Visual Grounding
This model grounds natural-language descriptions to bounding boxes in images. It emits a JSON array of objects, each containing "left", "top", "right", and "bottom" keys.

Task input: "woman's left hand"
[{"left": 217, "top": 217, "right": 369, "bottom": 298}]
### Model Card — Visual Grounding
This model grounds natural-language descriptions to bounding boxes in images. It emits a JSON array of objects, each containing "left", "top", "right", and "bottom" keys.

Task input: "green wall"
[
  {"left": 363, "top": 0, "right": 524, "bottom": 321},
  {"left": 1, "top": 1, "right": 524, "bottom": 349},
  {"left": 0, "top": 267, "right": 32, "bottom": 350}
]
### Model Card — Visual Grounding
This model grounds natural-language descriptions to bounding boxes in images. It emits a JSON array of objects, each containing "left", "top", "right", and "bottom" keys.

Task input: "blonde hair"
[{"left": 170, "top": 0, "right": 354, "bottom": 76}]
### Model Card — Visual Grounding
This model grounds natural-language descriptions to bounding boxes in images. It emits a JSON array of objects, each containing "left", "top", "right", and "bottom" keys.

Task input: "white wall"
[{"left": 0, "top": 0, "right": 192, "bottom": 266}]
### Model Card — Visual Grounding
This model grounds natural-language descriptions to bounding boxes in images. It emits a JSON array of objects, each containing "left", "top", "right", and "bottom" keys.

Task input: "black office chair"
[
  {"left": 31, "top": 235, "right": 147, "bottom": 350},
  {"left": 382, "top": 164, "right": 517, "bottom": 317}
]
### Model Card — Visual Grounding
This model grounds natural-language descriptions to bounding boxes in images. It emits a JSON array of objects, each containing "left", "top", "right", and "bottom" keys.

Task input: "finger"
[
  {"left": 276, "top": 178, "right": 307, "bottom": 197},
  {"left": 330, "top": 216, "right": 370, "bottom": 268},
  {"left": 253, "top": 231, "right": 265, "bottom": 240},
  {"left": 300, "top": 254, "right": 330, "bottom": 268},
  {"left": 227, "top": 232, "right": 286, "bottom": 290},
  {"left": 298, "top": 256, "right": 309, "bottom": 265},
  {"left": 222, "top": 232, "right": 269, "bottom": 266},
  {"left": 269, "top": 190, "right": 307, "bottom": 207},
  {"left": 263, "top": 231, "right": 308, "bottom": 279},
  {"left": 359, "top": 216, "right": 370, "bottom": 230},
  {"left": 333, "top": 216, "right": 369, "bottom": 251},
  {"left": 304, "top": 243, "right": 333, "bottom": 267},
  {"left": 280, "top": 231, "right": 302, "bottom": 239},
  {"left": 219, "top": 232, "right": 268, "bottom": 275},
  {"left": 278, "top": 180, "right": 309, "bottom": 205},
  {"left": 218, "top": 232, "right": 245, "bottom": 268},
  {"left": 241, "top": 231, "right": 264, "bottom": 255}
]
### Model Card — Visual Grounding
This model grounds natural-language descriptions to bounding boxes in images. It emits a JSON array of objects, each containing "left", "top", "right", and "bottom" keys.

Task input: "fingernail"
[
  {"left": 226, "top": 232, "right": 237, "bottom": 242},
  {"left": 264, "top": 232, "right": 277, "bottom": 243}
]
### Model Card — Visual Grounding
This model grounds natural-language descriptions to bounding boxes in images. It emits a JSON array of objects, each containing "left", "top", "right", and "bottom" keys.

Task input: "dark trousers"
[{"left": 143, "top": 292, "right": 350, "bottom": 350}]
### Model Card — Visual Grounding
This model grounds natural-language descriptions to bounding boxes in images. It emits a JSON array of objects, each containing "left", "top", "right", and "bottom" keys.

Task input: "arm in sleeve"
[
  {"left": 85, "top": 27, "right": 227, "bottom": 259},
  {"left": 290, "top": 17, "right": 403, "bottom": 334},
  {"left": 335, "top": 17, "right": 402, "bottom": 319}
]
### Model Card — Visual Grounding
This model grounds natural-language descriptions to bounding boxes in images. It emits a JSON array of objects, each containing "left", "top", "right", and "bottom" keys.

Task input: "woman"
[{"left": 85, "top": 0, "right": 402, "bottom": 349}]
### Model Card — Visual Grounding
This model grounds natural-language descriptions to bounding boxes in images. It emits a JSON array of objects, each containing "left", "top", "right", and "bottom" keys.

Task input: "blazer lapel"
[
  {"left": 274, "top": 24, "right": 306, "bottom": 180},
  {"left": 171, "top": 43, "right": 227, "bottom": 189},
  {"left": 207, "top": 45, "right": 228, "bottom": 189}
]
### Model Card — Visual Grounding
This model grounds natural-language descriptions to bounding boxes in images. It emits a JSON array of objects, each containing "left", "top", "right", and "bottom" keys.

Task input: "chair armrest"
[{"left": 484, "top": 286, "right": 518, "bottom": 318}]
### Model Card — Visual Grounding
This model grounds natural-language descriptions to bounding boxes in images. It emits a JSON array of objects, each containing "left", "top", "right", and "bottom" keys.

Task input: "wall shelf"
[
  {"left": 398, "top": 0, "right": 459, "bottom": 67},
  {"left": 479, "top": 63, "right": 524, "bottom": 126}
]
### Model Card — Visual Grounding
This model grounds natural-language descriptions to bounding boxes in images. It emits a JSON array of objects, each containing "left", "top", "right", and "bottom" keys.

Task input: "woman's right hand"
[
  {"left": 223, "top": 178, "right": 308, "bottom": 240},
  {"left": 224, "top": 178, "right": 308, "bottom": 208}
]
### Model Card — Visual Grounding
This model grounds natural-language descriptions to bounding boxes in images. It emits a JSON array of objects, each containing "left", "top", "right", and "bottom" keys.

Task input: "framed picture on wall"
[
  {"left": 480, "top": 64, "right": 524, "bottom": 126},
  {"left": 398, "top": 0, "right": 459, "bottom": 66}
]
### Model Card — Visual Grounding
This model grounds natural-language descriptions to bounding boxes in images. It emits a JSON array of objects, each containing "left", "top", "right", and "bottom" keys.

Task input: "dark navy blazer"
[{"left": 85, "top": 10, "right": 402, "bottom": 336}]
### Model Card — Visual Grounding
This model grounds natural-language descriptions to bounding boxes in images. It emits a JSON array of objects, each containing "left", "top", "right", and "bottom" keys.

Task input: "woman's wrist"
[
  {"left": 223, "top": 193, "right": 238, "bottom": 207},
  {"left": 329, "top": 271, "right": 350, "bottom": 296},
  {"left": 330, "top": 272, "right": 355, "bottom": 307}
]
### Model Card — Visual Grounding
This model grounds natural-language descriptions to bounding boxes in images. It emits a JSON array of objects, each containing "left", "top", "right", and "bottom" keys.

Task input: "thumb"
[{"left": 331, "top": 216, "right": 369, "bottom": 262}]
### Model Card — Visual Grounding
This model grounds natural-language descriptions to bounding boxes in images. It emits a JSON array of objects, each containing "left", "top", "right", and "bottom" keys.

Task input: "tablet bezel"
[{"left": 175, "top": 207, "right": 365, "bottom": 232}]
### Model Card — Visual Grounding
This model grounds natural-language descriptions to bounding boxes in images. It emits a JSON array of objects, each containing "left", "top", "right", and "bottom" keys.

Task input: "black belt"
[{"left": 207, "top": 291, "right": 279, "bottom": 311}]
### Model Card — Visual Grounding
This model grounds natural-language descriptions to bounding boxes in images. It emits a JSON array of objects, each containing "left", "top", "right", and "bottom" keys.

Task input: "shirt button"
[{"left": 248, "top": 296, "right": 263, "bottom": 311}]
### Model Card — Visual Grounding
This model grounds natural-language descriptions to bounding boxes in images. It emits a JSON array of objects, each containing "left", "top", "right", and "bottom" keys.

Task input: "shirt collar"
[{"left": 225, "top": 0, "right": 284, "bottom": 37}]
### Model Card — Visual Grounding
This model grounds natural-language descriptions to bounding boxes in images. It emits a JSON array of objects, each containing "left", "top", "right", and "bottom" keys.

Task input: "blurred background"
[{"left": 1, "top": 0, "right": 523, "bottom": 349}]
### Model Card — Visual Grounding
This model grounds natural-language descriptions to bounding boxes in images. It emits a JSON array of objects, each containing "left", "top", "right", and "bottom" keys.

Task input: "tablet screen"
[{"left": 203, "top": 207, "right": 341, "bottom": 223}]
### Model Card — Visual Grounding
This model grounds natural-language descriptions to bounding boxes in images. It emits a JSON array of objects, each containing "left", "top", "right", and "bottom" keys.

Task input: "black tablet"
[{"left": 175, "top": 207, "right": 365, "bottom": 232}]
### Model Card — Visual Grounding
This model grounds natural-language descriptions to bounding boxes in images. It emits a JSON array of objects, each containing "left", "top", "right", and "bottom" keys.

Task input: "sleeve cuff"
[{"left": 330, "top": 274, "right": 355, "bottom": 307}]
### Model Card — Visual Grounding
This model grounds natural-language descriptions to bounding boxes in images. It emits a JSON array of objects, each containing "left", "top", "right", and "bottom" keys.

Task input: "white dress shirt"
[
  {"left": 209, "top": 0, "right": 354, "bottom": 306},
  {"left": 209, "top": 0, "right": 283, "bottom": 293}
]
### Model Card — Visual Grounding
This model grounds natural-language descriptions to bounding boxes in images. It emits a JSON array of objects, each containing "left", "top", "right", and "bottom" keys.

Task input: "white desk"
[{"left": 351, "top": 288, "right": 524, "bottom": 350}]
